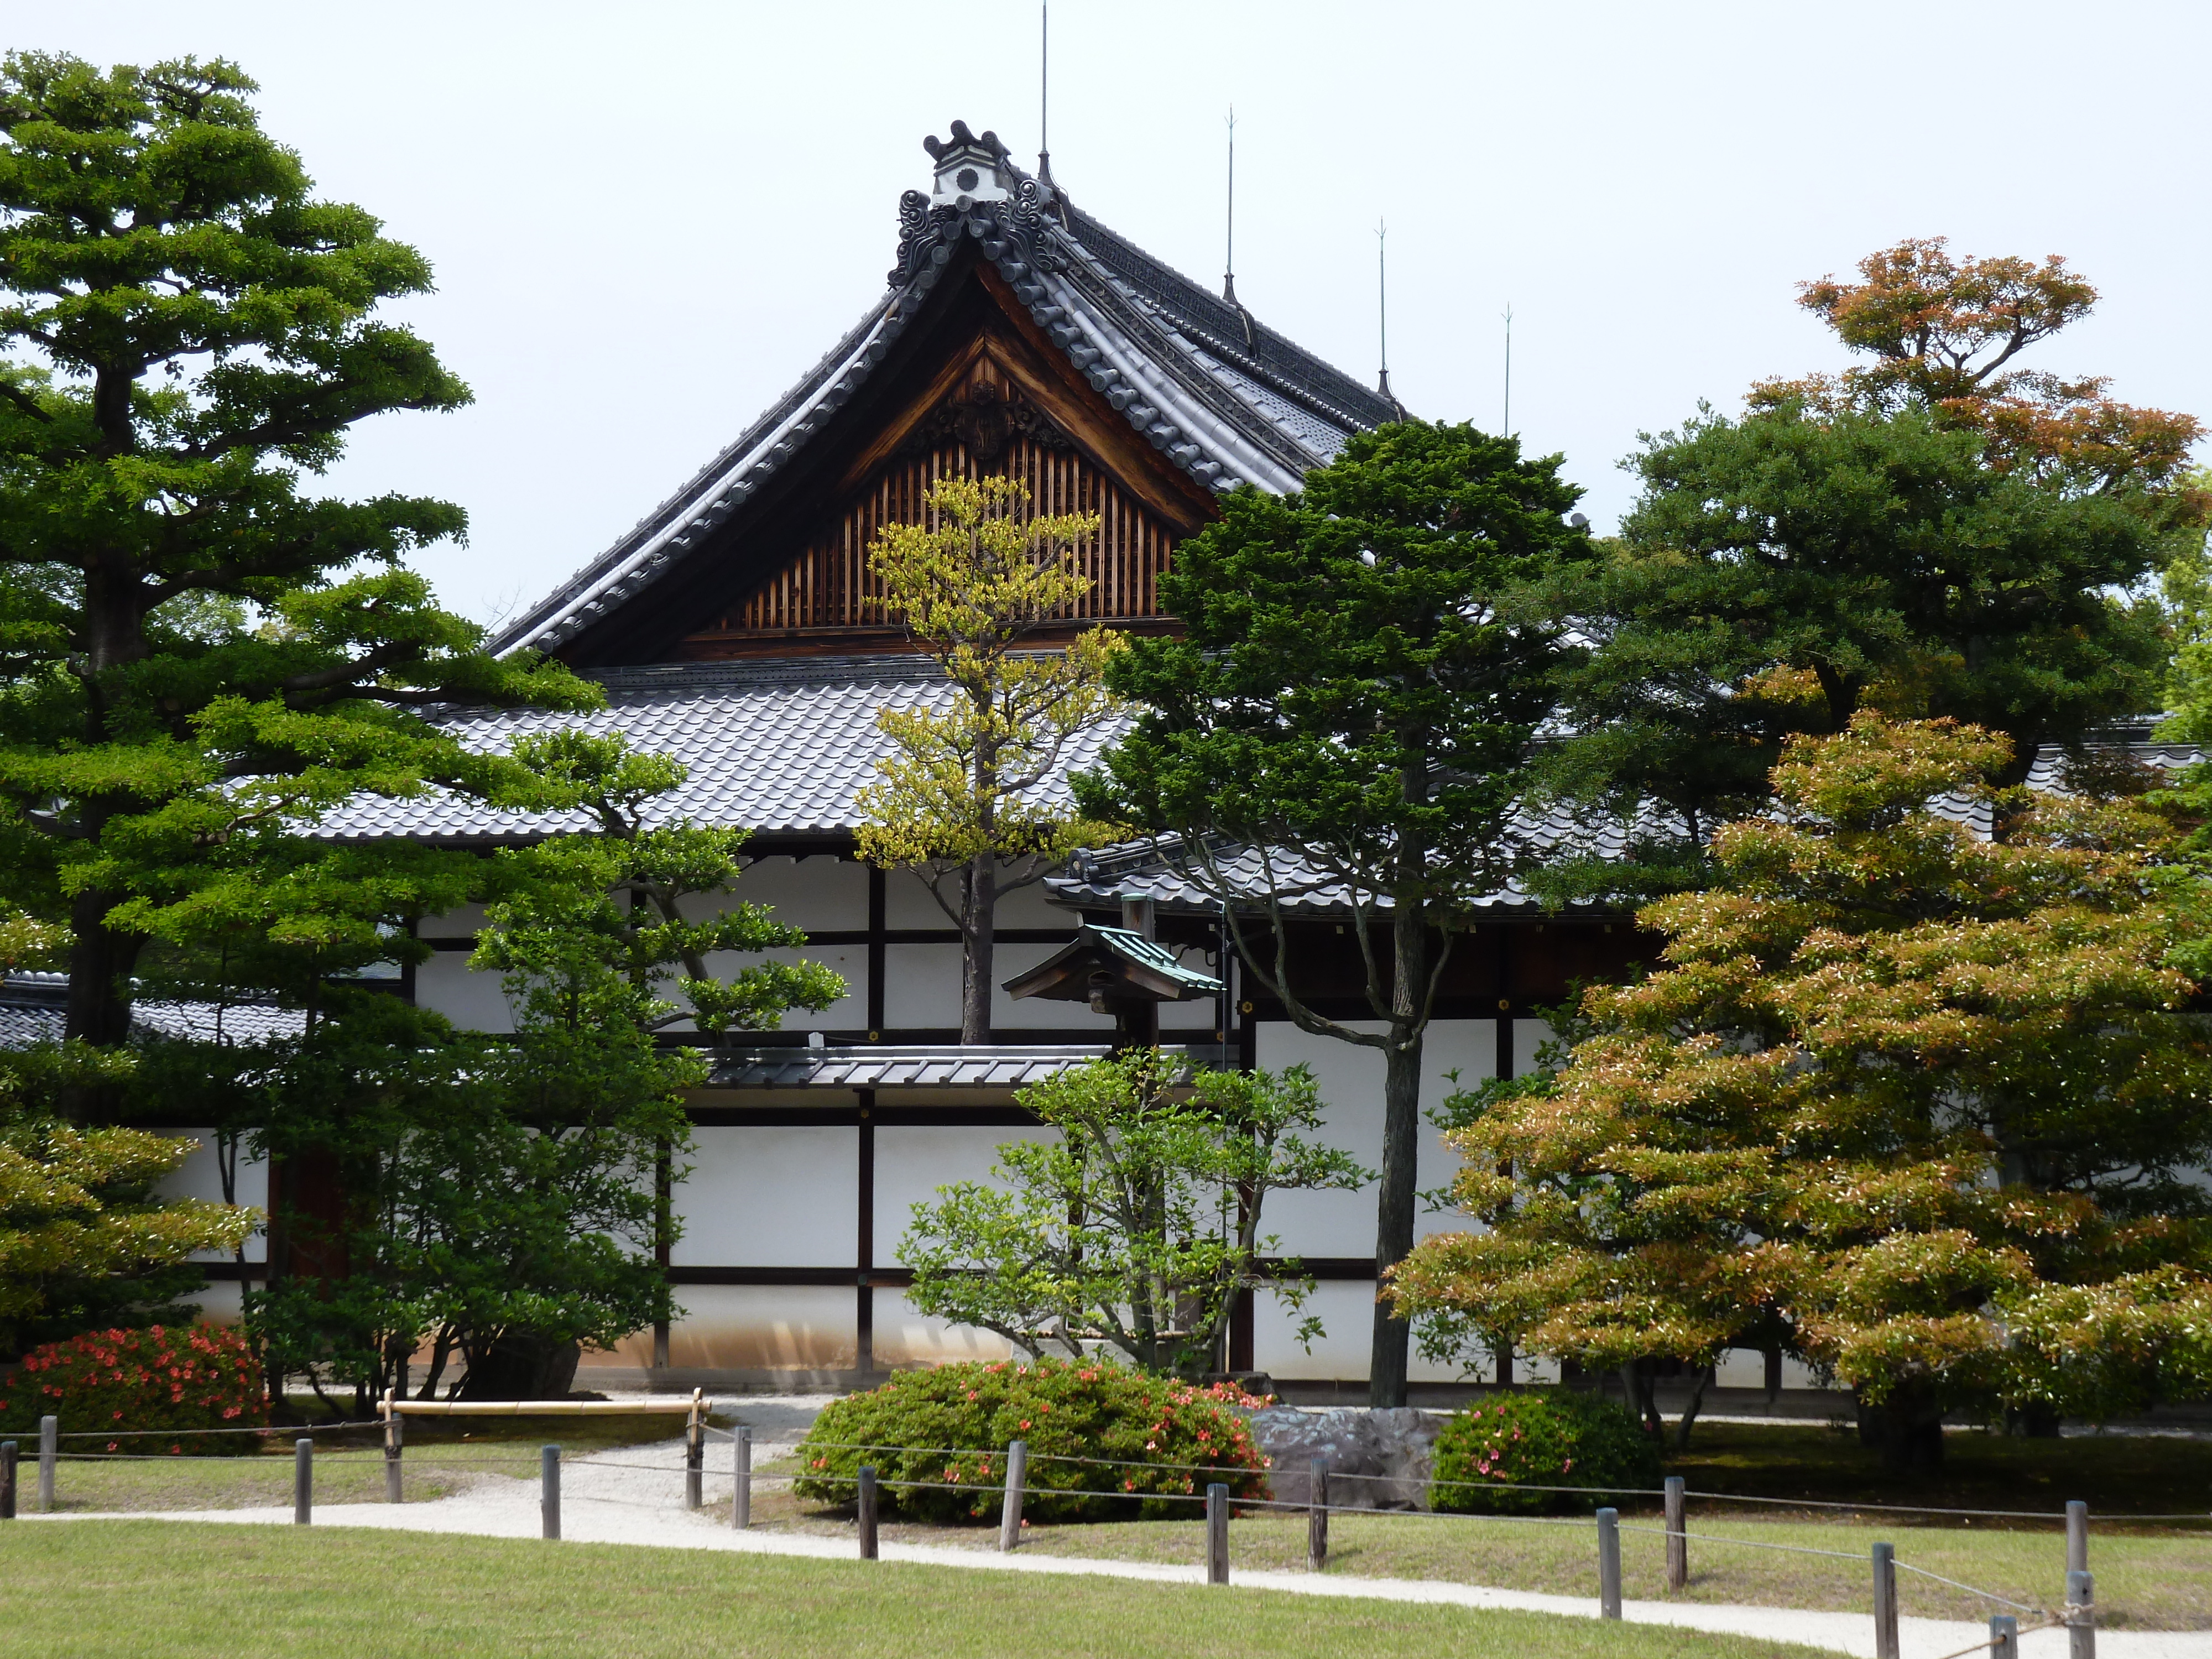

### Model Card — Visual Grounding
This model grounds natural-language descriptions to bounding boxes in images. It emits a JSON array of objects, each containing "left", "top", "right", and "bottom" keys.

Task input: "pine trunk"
[{"left": 960, "top": 852, "right": 996, "bottom": 1045}]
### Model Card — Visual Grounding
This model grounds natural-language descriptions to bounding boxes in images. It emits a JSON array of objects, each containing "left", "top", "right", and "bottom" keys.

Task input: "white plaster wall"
[
  {"left": 674, "top": 1126, "right": 856, "bottom": 1267},
  {"left": 153, "top": 1128, "right": 268, "bottom": 1263},
  {"left": 1512, "top": 1016, "right": 1557, "bottom": 1076},
  {"left": 875, "top": 1124, "right": 1056, "bottom": 1265},
  {"left": 883, "top": 871, "right": 1072, "bottom": 932},
  {"left": 884, "top": 942, "right": 963, "bottom": 1027},
  {"left": 581, "top": 1284, "right": 857, "bottom": 1371},
  {"left": 414, "top": 951, "right": 517, "bottom": 1033},
  {"left": 875, "top": 1289, "right": 1019, "bottom": 1367},
  {"left": 417, "top": 902, "right": 489, "bottom": 942},
  {"left": 1251, "top": 1018, "right": 1495, "bottom": 1260},
  {"left": 701, "top": 855, "right": 870, "bottom": 932}
]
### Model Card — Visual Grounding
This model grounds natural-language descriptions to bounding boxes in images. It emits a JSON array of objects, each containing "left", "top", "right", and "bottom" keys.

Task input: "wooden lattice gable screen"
[{"left": 684, "top": 355, "right": 1181, "bottom": 651}]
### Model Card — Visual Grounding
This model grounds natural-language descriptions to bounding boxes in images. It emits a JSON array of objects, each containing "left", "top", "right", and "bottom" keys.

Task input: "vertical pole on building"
[
  {"left": 294, "top": 1437, "right": 312, "bottom": 1526},
  {"left": 1990, "top": 1614, "right": 2019, "bottom": 1659},
  {"left": 38, "top": 1416, "right": 55, "bottom": 1512},
  {"left": 383, "top": 1392, "right": 403, "bottom": 1504},
  {"left": 857, "top": 1465, "right": 879, "bottom": 1560},
  {"left": 684, "top": 1388, "right": 704, "bottom": 1511},
  {"left": 541, "top": 1445, "right": 561, "bottom": 1540},
  {"left": 999, "top": 1439, "right": 1027, "bottom": 1553},
  {"left": 1597, "top": 1506, "right": 1622, "bottom": 1618},
  {"left": 2067, "top": 1569, "right": 2096, "bottom": 1659},
  {"left": 1665, "top": 1474, "right": 1687, "bottom": 1590},
  {"left": 1872, "top": 1542, "right": 1899, "bottom": 1659},
  {"left": 1207, "top": 1483, "right": 1230, "bottom": 1584},
  {"left": 1307, "top": 1458, "right": 1329, "bottom": 1572},
  {"left": 2066, "top": 1501, "right": 2089, "bottom": 1575},
  {"left": 733, "top": 1427, "right": 751, "bottom": 1530},
  {"left": 1, "top": 1441, "right": 15, "bottom": 1520}
]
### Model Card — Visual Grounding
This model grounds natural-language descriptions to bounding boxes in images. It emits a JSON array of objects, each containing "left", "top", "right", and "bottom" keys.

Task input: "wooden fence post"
[
  {"left": 38, "top": 1416, "right": 55, "bottom": 1512},
  {"left": 1990, "top": 1614, "right": 2018, "bottom": 1659},
  {"left": 733, "top": 1427, "right": 751, "bottom": 1530},
  {"left": 1206, "top": 1483, "right": 1229, "bottom": 1585},
  {"left": 1872, "top": 1542, "right": 1899, "bottom": 1659},
  {"left": 685, "top": 1388, "right": 704, "bottom": 1511},
  {"left": 2067, "top": 1569, "right": 2095, "bottom": 1659},
  {"left": 383, "top": 1392, "right": 403, "bottom": 1504},
  {"left": 1307, "top": 1458, "right": 1328, "bottom": 1572},
  {"left": 541, "top": 1445, "right": 561, "bottom": 1540},
  {"left": 857, "top": 1465, "right": 879, "bottom": 1560},
  {"left": 1, "top": 1440, "right": 15, "bottom": 1520},
  {"left": 294, "top": 1438, "right": 312, "bottom": 1526},
  {"left": 998, "top": 1439, "right": 1027, "bottom": 1553},
  {"left": 2066, "top": 1501, "right": 2088, "bottom": 1575},
  {"left": 1664, "top": 1474, "right": 1687, "bottom": 1590},
  {"left": 1597, "top": 1507, "right": 1622, "bottom": 1619}
]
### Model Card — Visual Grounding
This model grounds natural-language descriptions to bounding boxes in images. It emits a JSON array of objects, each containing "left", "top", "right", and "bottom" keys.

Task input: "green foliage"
[
  {"left": 475, "top": 731, "right": 846, "bottom": 1042},
  {"left": 857, "top": 473, "right": 1125, "bottom": 1041},
  {"left": 1430, "top": 1390, "right": 1661, "bottom": 1514},
  {"left": 792, "top": 1359, "right": 1271, "bottom": 1523},
  {"left": 0, "top": 51, "right": 596, "bottom": 1056},
  {"left": 237, "top": 994, "right": 687, "bottom": 1412},
  {"left": 1083, "top": 420, "right": 1593, "bottom": 1401},
  {"left": 900, "top": 1051, "right": 1369, "bottom": 1378},
  {"left": 236, "top": 734, "right": 843, "bottom": 1410},
  {"left": 0, "top": 1322, "right": 267, "bottom": 1453},
  {"left": 0, "top": 1106, "right": 254, "bottom": 1357},
  {"left": 1393, "top": 715, "right": 2212, "bottom": 1465}
]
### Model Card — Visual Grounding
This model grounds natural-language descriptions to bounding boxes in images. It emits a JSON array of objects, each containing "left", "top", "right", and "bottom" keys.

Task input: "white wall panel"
[
  {"left": 674, "top": 1126, "right": 855, "bottom": 1267},
  {"left": 1513, "top": 1016, "right": 1558, "bottom": 1077},
  {"left": 153, "top": 1129, "right": 267, "bottom": 1263},
  {"left": 1251, "top": 1018, "right": 1491, "bottom": 1259},
  {"left": 883, "top": 872, "right": 1084, "bottom": 932},
  {"left": 418, "top": 902, "right": 489, "bottom": 942},
  {"left": 414, "top": 952, "right": 516, "bottom": 1033},
  {"left": 875, "top": 1289, "right": 1019, "bottom": 1367},
  {"left": 580, "top": 1285, "right": 857, "bottom": 1371},
  {"left": 884, "top": 942, "right": 963, "bottom": 1027},
  {"left": 700, "top": 855, "right": 869, "bottom": 932},
  {"left": 875, "top": 1124, "right": 1056, "bottom": 1264},
  {"left": 695, "top": 944, "right": 864, "bottom": 1032}
]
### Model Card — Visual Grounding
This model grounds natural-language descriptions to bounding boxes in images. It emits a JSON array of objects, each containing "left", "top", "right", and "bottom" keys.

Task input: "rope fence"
[{"left": 0, "top": 1401, "right": 2121, "bottom": 1654}]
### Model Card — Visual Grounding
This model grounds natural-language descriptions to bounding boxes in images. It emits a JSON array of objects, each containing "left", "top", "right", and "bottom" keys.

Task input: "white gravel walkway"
[{"left": 29, "top": 1420, "right": 2210, "bottom": 1659}]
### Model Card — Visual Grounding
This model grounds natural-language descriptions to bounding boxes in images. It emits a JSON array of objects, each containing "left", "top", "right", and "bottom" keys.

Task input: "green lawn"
[
  {"left": 742, "top": 1478, "right": 2209, "bottom": 1629},
  {"left": 0, "top": 1521, "right": 1832, "bottom": 1659},
  {"left": 29, "top": 1411, "right": 693, "bottom": 1515},
  {"left": 1665, "top": 1421, "right": 2212, "bottom": 1516}
]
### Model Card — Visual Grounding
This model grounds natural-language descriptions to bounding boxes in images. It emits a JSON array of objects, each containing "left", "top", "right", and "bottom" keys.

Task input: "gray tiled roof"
[
  {"left": 317, "top": 655, "right": 1129, "bottom": 844},
  {"left": 492, "top": 131, "right": 1392, "bottom": 659},
  {"left": 709, "top": 1042, "right": 1230, "bottom": 1089},
  {"left": 0, "top": 973, "right": 306, "bottom": 1048}
]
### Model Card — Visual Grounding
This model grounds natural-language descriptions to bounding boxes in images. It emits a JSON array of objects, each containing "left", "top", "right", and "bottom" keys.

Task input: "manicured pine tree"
[
  {"left": 0, "top": 54, "right": 594, "bottom": 1072},
  {"left": 1083, "top": 421, "right": 1592, "bottom": 1407}
]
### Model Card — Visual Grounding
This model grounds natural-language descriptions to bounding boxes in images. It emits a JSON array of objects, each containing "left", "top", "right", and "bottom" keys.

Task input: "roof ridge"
[{"left": 1063, "top": 206, "right": 1399, "bottom": 429}]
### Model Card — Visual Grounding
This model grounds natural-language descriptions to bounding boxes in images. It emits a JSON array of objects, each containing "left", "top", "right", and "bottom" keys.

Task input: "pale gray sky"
[{"left": 26, "top": 1, "right": 2212, "bottom": 628}]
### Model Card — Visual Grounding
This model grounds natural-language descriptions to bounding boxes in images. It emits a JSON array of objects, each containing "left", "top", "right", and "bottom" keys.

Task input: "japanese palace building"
[{"left": 159, "top": 121, "right": 1674, "bottom": 1392}]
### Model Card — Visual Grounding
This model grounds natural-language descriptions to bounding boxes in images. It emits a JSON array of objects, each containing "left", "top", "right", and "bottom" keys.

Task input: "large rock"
[{"left": 1248, "top": 1407, "right": 1452, "bottom": 1510}]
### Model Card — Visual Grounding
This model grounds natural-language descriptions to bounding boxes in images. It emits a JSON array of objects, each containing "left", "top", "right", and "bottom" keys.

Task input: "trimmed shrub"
[
  {"left": 1430, "top": 1388, "right": 1661, "bottom": 1514},
  {"left": 0, "top": 1323, "right": 269, "bottom": 1455},
  {"left": 794, "top": 1359, "right": 1272, "bottom": 1523}
]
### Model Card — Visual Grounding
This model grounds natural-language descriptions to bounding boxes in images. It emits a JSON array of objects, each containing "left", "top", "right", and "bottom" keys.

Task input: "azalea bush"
[
  {"left": 792, "top": 1359, "right": 1272, "bottom": 1523},
  {"left": 1430, "top": 1389, "right": 1660, "bottom": 1514},
  {"left": 0, "top": 1323, "right": 268, "bottom": 1455}
]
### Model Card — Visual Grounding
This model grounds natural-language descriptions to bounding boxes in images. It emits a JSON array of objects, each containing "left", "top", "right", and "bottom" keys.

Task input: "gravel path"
[{"left": 27, "top": 1402, "right": 2209, "bottom": 1659}]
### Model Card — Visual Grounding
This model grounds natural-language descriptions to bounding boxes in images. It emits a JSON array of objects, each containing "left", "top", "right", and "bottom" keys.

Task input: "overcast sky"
[{"left": 28, "top": 1, "right": 2212, "bottom": 628}]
